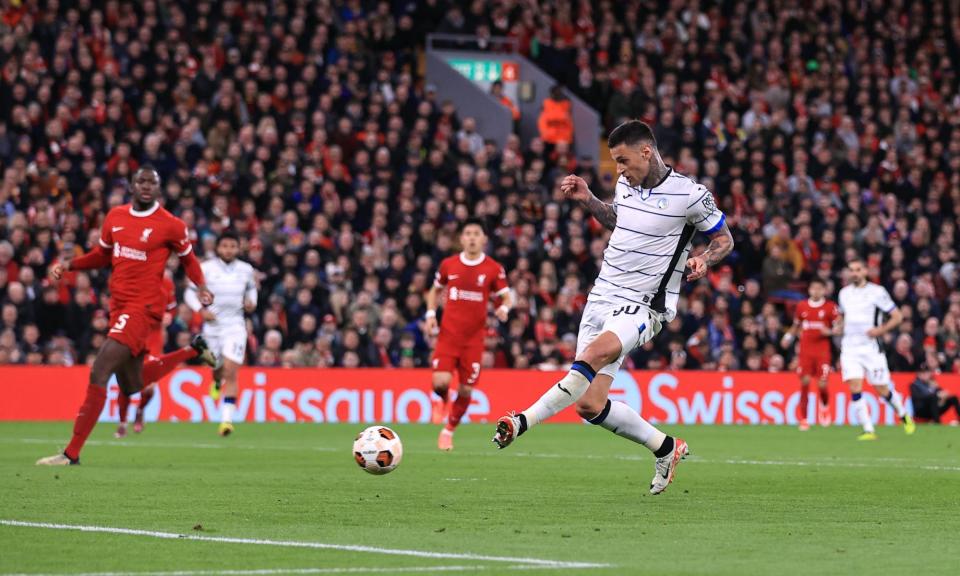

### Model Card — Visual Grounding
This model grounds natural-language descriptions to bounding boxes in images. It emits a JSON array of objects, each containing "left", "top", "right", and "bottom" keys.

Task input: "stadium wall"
[{"left": 2, "top": 368, "right": 957, "bottom": 426}]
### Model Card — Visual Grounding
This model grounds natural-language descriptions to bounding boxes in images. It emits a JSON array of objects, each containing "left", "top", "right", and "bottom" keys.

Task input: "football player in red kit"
[
  {"left": 115, "top": 273, "right": 216, "bottom": 438},
  {"left": 781, "top": 278, "right": 840, "bottom": 430},
  {"left": 424, "top": 218, "right": 512, "bottom": 451},
  {"left": 38, "top": 166, "right": 214, "bottom": 465}
]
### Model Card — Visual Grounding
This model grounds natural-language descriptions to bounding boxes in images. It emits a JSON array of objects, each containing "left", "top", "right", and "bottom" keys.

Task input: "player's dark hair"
[
  {"left": 217, "top": 229, "right": 240, "bottom": 246},
  {"left": 808, "top": 277, "right": 825, "bottom": 286},
  {"left": 134, "top": 164, "right": 160, "bottom": 179},
  {"left": 846, "top": 255, "right": 864, "bottom": 268},
  {"left": 607, "top": 120, "right": 658, "bottom": 149},
  {"left": 459, "top": 217, "right": 487, "bottom": 236}
]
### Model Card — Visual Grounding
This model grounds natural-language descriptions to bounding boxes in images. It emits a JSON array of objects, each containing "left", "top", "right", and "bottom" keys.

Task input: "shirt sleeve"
[
  {"left": 492, "top": 264, "right": 509, "bottom": 296},
  {"left": 434, "top": 260, "right": 448, "bottom": 288},
  {"left": 168, "top": 219, "right": 193, "bottom": 257},
  {"left": 874, "top": 286, "right": 896, "bottom": 313},
  {"left": 686, "top": 185, "right": 726, "bottom": 234},
  {"left": 99, "top": 210, "right": 115, "bottom": 249}
]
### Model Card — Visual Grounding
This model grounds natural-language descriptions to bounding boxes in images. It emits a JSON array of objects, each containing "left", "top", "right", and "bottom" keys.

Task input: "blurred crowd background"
[{"left": 1, "top": 0, "right": 959, "bottom": 376}]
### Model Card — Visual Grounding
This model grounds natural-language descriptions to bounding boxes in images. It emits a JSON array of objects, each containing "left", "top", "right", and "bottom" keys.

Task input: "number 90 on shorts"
[{"left": 576, "top": 301, "right": 663, "bottom": 378}]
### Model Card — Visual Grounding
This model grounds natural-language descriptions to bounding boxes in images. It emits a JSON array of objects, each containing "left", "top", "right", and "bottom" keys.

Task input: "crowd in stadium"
[{"left": 1, "top": 0, "right": 959, "bottom": 376}]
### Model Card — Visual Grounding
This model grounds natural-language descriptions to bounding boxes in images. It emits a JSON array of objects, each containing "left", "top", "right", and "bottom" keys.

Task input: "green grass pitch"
[{"left": 1, "top": 422, "right": 958, "bottom": 576}]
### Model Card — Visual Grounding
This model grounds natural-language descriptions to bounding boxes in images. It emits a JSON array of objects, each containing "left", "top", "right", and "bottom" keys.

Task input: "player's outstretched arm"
[
  {"left": 243, "top": 269, "right": 259, "bottom": 313},
  {"left": 561, "top": 174, "right": 617, "bottom": 231},
  {"left": 495, "top": 290, "right": 513, "bottom": 322},
  {"left": 780, "top": 320, "right": 800, "bottom": 349},
  {"left": 424, "top": 284, "right": 441, "bottom": 334},
  {"left": 55, "top": 246, "right": 112, "bottom": 278},
  {"left": 867, "top": 307, "right": 902, "bottom": 338},
  {"left": 582, "top": 194, "right": 617, "bottom": 231},
  {"left": 180, "top": 250, "right": 214, "bottom": 306},
  {"left": 686, "top": 221, "right": 734, "bottom": 281}
]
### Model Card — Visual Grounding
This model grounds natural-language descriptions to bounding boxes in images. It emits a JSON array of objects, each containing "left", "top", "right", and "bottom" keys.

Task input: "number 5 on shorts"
[{"left": 111, "top": 314, "right": 130, "bottom": 332}]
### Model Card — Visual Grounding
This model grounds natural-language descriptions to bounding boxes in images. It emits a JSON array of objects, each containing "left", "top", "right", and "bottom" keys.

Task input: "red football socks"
[
  {"left": 65, "top": 384, "right": 107, "bottom": 461},
  {"left": 798, "top": 383, "right": 811, "bottom": 421},
  {"left": 117, "top": 393, "right": 130, "bottom": 423},
  {"left": 139, "top": 384, "right": 155, "bottom": 412},
  {"left": 445, "top": 390, "right": 472, "bottom": 431},
  {"left": 142, "top": 347, "right": 197, "bottom": 384}
]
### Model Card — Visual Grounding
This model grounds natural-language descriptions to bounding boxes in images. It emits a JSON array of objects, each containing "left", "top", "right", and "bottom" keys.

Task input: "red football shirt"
[
  {"left": 99, "top": 203, "right": 194, "bottom": 317},
  {"left": 795, "top": 299, "right": 839, "bottom": 357},
  {"left": 434, "top": 253, "right": 509, "bottom": 345}
]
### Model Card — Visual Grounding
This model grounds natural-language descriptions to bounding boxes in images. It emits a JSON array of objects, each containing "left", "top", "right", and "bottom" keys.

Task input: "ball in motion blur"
[{"left": 353, "top": 426, "right": 403, "bottom": 475}]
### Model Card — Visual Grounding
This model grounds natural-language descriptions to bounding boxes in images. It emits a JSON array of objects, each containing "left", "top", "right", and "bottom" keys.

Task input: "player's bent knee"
[
  {"left": 432, "top": 372, "right": 452, "bottom": 390},
  {"left": 580, "top": 340, "right": 620, "bottom": 369},
  {"left": 574, "top": 397, "right": 605, "bottom": 420}
]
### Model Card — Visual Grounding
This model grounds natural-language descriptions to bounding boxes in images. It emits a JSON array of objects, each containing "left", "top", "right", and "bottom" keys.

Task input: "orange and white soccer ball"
[{"left": 353, "top": 426, "right": 403, "bottom": 475}]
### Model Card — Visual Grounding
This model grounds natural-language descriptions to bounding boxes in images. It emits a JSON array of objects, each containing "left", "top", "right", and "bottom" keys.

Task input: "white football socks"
[
  {"left": 522, "top": 361, "right": 595, "bottom": 428},
  {"left": 591, "top": 400, "right": 667, "bottom": 453},
  {"left": 852, "top": 393, "right": 874, "bottom": 433},
  {"left": 222, "top": 400, "right": 235, "bottom": 424},
  {"left": 883, "top": 388, "right": 906, "bottom": 419}
]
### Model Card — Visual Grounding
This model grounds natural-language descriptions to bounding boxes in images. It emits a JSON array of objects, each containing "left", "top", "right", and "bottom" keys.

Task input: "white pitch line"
[
  {"left": 0, "top": 521, "right": 608, "bottom": 570},
  {"left": 480, "top": 451, "right": 960, "bottom": 472},
  {"left": 9, "top": 438, "right": 337, "bottom": 453},
  {"left": 0, "top": 564, "right": 572, "bottom": 576},
  {"left": 704, "top": 458, "right": 960, "bottom": 472},
  {"left": 10, "top": 437, "right": 960, "bottom": 472}
]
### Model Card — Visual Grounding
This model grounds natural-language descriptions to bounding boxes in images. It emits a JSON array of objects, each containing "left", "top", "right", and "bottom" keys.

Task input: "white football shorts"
[
  {"left": 840, "top": 344, "right": 891, "bottom": 385},
  {"left": 204, "top": 326, "right": 247, "bottom": 365},
  {"left": 576, "top": 298, "right": 664, "bottom": 378}
]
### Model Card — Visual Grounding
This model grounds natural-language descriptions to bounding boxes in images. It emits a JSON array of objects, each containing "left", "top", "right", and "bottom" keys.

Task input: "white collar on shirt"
[
  {"left": 129, "top": 202, "right": 160, "bottom": 218},
  {"left": 459, "top": 252, "right": 486, "bottom": 266}
]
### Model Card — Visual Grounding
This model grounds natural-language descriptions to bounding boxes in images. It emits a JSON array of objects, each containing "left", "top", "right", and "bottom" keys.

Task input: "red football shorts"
[
  {"left": 432, "top": 339, "right": 484, "bottom": 387},
  {"left": 797, "top": 351, "right": 831, "bottom": 379},
  {"left": 145, "top": 326, "right": 165, "bottom": 358},
  {"left": 108, "top": 308, "right": 162, "bottom": 357}
]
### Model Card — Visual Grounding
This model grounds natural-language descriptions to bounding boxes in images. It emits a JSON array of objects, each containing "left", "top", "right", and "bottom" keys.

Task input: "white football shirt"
[
  {"left": 591, "top": 168, "right": 726, "bottom": 321},
  {"left": 185, "top": 257, "right": 258, "bottom": 330},
  {"left": 837, "top": 282, "right": 896, "bottom": 350}
]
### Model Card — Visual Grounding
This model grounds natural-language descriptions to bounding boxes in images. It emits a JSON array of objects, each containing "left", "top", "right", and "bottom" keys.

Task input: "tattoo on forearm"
[
  {"left": 583, "top": 195, "right": 617, "bottom": 231},
  {"left": 701, "top": 222, "right": 734, "bottom": 267}
]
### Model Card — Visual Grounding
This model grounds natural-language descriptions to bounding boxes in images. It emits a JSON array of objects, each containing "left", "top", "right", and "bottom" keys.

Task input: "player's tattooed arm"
[
  {"left": 561, "top": 174, "right": 616, "bottom": 231},
  {"left": 686, "top": 221, "right": 734, "bottom": 281},
  {"left": 583, "top": 195, "right": 618, "bottom": 231},
  {"left": 701, "top": 221, "right": 734, "bottom": 267}
]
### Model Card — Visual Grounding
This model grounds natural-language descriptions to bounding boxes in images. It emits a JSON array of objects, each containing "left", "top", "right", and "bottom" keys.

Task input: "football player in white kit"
[
  {"left": 185, "top": 231, "right": 258, "bottom": 436},
  {"left": 837, "top": 257, "right": 915, "bottom": 440},
  {"left": 492, "top": 120, "right": 734, "bottom": 495}
]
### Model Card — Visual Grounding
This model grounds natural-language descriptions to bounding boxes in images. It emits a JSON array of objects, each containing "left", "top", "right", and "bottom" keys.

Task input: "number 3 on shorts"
[{"left": 111, "top": 314, "right": 130, "bottom": 332}]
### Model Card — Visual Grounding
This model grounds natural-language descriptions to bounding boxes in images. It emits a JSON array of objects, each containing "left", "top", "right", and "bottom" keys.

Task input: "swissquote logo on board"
[{"left": 77, "top": 369, "right": 916, "bottom": 427}]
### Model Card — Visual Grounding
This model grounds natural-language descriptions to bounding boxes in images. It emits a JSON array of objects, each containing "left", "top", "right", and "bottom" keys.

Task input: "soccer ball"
[{"left": 353, "top": 426, "right": 403, "bottom": 475}]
